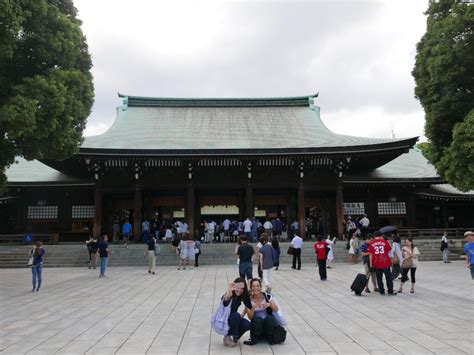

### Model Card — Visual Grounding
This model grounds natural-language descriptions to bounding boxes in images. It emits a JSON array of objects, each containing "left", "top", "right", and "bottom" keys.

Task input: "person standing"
[
  {"left": 178, "top": 237, "right": 188, "bottom": 270},
  {"left": 259, "top": 234, "right": 274, "bottom": 293},
  {"left": 398, "top": 238, "right": 420, "bottom": 293},
  {"left": 186, "top": 236, "right": 196, "bottom": 270},
  {"left": 98, "top": 234, "right": 111, "bottom": 278},
  {"left": 145, "top": 235, "right": 156, "bottom": 274},
  {"left": 272, "top": 218, "right": 283, "bottom": 241},
  {"left": 194, "top": 236, "right": 201, "bottom": 267},
  {"left": 463, "top": 231, "right": 474, "bottom": 280},
  {"left": 360, "top": 234, "right": 378, "bottom": 293},
  {"left": 112, "top": 221, "right": 120, "bottom": 243},
  {"left": 30, "top": 240, "right": 45, "bottom": 292},
  {"left": 441, "top": 231, "right": 450, "bottom": 263},
  {"left": 263, "top": 220, "right": 273, "bottom": 238},
  {"left": 368, "top": 232, "right": 396, "bottom": 295},
  {"left": 89, "top": 237, "right": 99, "bottom": 269},
  {"left": 223, "top": 218, "right": 231, "bottom": 241},
  {"left": 291, "top": 233, "right": 303, "bottom": 270},
  {"left": 359, "top": 214, "right": 370, "bottom": 239},
  {"left": 122, "top": 221, "right": 132, "bottom": 248},
  {"left": 314, "top": 236, "right": 329, "bottom": 281},
  {"left": 141, "top": 219, "right": 150, "bottom": 244},
  {"left": 243, "top": 218, "right": 252, "bottom": 240},
  {"left": 237, "top": 236, "right": 254, "bottom": 284},
  {"left": 251, "top": 218, "right": 259, "bottom": 243},
  {"left": 325, "top": 236, "right": 336, "bottom": 269},
  {"left": 271, "top": 238, "right": 281, "bottom": 271},
  {"left": 391, "top": 235, "right": 403, "bottom": 280},
  {"left": 207, "top": 220, "right": 215, "bottom": 244}
]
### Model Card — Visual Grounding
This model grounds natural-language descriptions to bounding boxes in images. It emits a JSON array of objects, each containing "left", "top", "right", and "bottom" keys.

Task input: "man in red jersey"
[
  {"left": 368, "top": 231, "right": 397, "bottom": 295},
  {"left": 314, "top": 235, "right": 329, "bottom": 280}
]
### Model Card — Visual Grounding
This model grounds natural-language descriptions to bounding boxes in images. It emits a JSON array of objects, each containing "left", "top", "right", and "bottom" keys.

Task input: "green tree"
[
  {"left": 412, "top": 0, "right": 474, "bottom": 191},
  {"left": 438, "top": 109, "right": 474, "bottom": 191},
  {"left": 0, "top": 0, "right": 94, "bottom": 191}
]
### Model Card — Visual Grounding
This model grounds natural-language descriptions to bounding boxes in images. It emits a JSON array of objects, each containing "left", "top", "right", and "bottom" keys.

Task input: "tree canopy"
[
  {"left": 0, "top": 0, "right": 94, "bottom": 190},
  {"left": 412, "top": 0, "right": 474, "bottom": 191}
]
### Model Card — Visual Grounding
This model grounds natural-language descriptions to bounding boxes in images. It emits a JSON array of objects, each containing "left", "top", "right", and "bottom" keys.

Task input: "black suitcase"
[{"left": 351, "top": 273, "right": 368, "bottom": 296}]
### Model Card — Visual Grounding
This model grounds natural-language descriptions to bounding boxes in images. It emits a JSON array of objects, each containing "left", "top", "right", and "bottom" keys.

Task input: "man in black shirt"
[{"left": 237, "top": 236, "right": 254, "bottom": 283}]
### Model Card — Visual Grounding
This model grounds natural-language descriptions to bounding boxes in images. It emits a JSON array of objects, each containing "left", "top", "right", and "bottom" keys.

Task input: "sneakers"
[{"left": 364, "top": 289, "right": 371, "bottom": 293}]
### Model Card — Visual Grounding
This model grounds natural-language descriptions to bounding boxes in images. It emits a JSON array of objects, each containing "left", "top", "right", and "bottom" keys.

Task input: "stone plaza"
[{"left": 0, "top": 261, "right": 472, "bottom": 355}]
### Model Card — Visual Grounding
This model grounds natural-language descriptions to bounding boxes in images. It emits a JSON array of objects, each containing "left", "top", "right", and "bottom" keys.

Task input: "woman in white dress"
[
  {"left": 178, "top": 238, "right": 188, "bottom": 270},
  {"left": 186, "top": 236, "right": 196, "bottom": 270},
  {"left": 325, "top": 236, "right": 336, "bottom": 268}
]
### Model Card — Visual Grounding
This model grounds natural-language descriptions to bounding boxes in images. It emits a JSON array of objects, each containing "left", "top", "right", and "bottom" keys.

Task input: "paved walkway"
[{"left": 0, "top": 262, "right": 472, "bottom": 355}]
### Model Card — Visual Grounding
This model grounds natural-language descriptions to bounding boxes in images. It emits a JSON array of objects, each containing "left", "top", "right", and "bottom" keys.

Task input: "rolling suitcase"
[{"left": 351, "top": 273, "right": 368, "bottom": 296}]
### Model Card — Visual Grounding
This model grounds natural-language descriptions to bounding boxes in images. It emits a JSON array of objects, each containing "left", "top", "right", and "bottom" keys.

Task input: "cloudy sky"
[{"left": 75, "top": 0, "right": 428, "bottom": 141}]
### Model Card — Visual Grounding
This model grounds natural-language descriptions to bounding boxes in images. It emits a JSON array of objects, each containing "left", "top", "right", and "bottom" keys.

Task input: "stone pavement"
[{"left": 0, "top": 261, "right": 472, "bottom": 355}]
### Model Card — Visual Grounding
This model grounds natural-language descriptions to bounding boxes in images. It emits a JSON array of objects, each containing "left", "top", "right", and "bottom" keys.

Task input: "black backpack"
[{"left": 271, "top": 325, "right": 287, "bottom": 344}]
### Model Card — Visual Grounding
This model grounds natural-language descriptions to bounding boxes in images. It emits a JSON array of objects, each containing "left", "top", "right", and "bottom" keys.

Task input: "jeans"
[
  {"left": 239, "top": 261, "right": 253, "bottom": 281},
  {"left": 375, "top": 268, "right": 394, "bottom": 294},
  {"left": 142, "top": 230, "right": 149, "bottom": 243},
  {"left": 317, "top": 259, "right": 327, "bottom": 280},
  {"left": 31, "top": 265, "right": 43, "bottom": 290},
  {"left": 251, "top": 231, "right": 258, "bottom": 242},
  {"left": 292, "top": 248, "right": 301, "bottom": 269},
  {"left": 100, "top": 257, "right": 108, "bottom": 277},
  {"left": 228, "top": 312, "right": 251, "bottom": 339},
  {"left": 470, "top": 264, "right": 474, "bottom": 280},
  {"left": 443, "top": 248, "right": 449, "bottom": 262}
]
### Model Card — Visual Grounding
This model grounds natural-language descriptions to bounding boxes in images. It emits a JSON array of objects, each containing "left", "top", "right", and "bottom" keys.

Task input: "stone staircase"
[{"left": 0, "top": 239, "right": 466, "bottom": 268}]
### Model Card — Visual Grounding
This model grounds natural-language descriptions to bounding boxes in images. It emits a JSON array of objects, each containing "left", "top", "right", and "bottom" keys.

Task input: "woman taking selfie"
[
  {"left": 29, "top": 240, "right": 45, "bottom": 292},
  {"left": 221, "top": 277, "right": 252, "bottom": 347},
  {"left": 398, "top": 238, "right": 420, "bottom": 293},
  {"left": 244, "top": 278, "right": 279, "bottom": 346}
]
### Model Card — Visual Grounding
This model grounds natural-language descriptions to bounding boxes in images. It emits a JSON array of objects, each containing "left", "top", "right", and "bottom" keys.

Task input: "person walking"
[
  {"left": 271, "top": 238, "right": 281, "bottom": 270},
  {"left": 348, "top": 232, "right": 357, "bottom": 263},
  {"left": 368, "top": 231, "right": 396, "bottom": 295},
  {"left": 142, "top": 219, "right": 150, "bottom": 243},
  {"left": 259, "top": 234, "right": 274, "bottom": 293},
  {"left": 145, "top": 235, "right": 156, "bottom": 274},
  {"left": 122, "top": 221, "right": 132, "bottom": 248},
  {"left": 398, "top": 238, "right": 420, "bottom": 293},
  {"left": 325, "top": 235, "right": 336, "bottom": 269},
  {"left": 98, "top": 234, "right": 111, "bottom": 278},
  {"left": 441, "top": 231, "right": 450, "bottom": 263},
  {"left": 291, "top": 233, "right": 303, "bottom": 270},
  {"left": 29, "top": 240, "right": 45, "bottom": 292},
  {"left": 237, "top": 236, "right": 254, "bottom": 284},
  {"left": 314, "top": 235, "right": 329, "bottom": 281},
  {"left": 463, "top": 231, "right": 474, "bottom": 280}
]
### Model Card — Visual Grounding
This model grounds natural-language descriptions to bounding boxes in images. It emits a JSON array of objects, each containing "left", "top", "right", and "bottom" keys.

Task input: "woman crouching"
[
  {"left": 244, "top": 278, "right": 279, "bottom": 346},
  {"left": 222, "top": 277, "right": 252, "bottom": 347}
]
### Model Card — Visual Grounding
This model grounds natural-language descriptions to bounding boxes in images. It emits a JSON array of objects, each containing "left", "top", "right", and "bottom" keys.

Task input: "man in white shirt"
[
  {"left": 223, "top": 218, "right": 231, "bottom": 241},
  {"left": 243, "top": 218, "right": 252, "bottom": 240},
  {"left": 263, "top": 220, "right": 273, "bottom": 238},
  {"left": 291, "top": 233, "right": 303, "bottom": 270},
  {"left": 441, "top": 231, "right": 450, "bottom": 263},
  {"left": 207, "top": 221, "right": 215, "bottom": 243},
  {"left": 359, "top": 214, "right": 370, "bottom": 239}
]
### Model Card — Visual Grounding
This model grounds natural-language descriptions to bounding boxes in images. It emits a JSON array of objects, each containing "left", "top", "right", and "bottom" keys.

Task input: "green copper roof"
[
  {"left": 345, "top": 148, "right": 442, "bottom": 182},
  {"left": 5, "top": 157, "right": 90, "bottom": 186},
  {"left": 82, "top": 94, "right": 417, "bottom": 152}
]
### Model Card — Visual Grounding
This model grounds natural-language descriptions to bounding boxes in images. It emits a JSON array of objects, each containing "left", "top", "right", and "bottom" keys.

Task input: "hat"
[{"left": 464, "top": 231, "right": 474, "bottom": 237}]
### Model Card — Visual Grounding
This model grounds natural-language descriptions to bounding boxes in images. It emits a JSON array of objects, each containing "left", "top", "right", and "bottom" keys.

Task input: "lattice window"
[
  {"left": 377, "top": 202, "right": 406, "bottom": 215},
  {"left": 343, "top": 202, "right": 365, "bottom": 216},
  {"left": 72, "top": 205, "right": 94, "bottom": 219},
  {"left": 27, "top": 206, "right": 58, "bottom": 219}
]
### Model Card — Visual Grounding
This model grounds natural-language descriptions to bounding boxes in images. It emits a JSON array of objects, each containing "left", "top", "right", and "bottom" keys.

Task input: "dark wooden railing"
[
  {"left": 0, "top": 234, "right": 54, "bottom": 244},
  {"left": 397, "top": 228, "right": 472, "bottom": 239}
]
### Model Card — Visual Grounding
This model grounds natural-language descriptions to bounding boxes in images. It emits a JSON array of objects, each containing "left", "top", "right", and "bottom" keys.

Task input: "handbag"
[
  {"left": 287, "top": 246, "right": 294, "bottom": 255},
  {"left": 401, "top": 257, "right": 413, "bottom": 269},
  {"left": 154, "top": 243, "right": 161, "bottom": 256},
  {"left": 211, "top": 299, "right": 231, "bottom": 335},
  {"left": 391, "top": 255, "right": 399, "bottom": 265},
  {"left": 27, "top": 252, "right": 34, "bottom": 267}
]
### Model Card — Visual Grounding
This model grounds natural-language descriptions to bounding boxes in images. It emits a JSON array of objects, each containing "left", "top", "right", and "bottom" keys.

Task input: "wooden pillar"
[
  {"left": 93, "top": 184, "right": 102, "bottom": 238},
  {"left": 246, "top": 182, "right": 253, "bottom": 218},
  {"left": 336, "top": 179, "right": 344, "bottom": 239},
  {"left": 186, "top": 183, "right": 195, "bottom": 238},
  {"left": 298, "top": 181, "right": 306, "bottom": 239},
  {"left": 133, "top": 183, "right": 142, "bottom": 242}
]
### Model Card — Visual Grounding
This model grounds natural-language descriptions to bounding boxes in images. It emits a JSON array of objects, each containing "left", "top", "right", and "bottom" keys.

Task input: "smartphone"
[{"left": 233, "top": 282, "right": 245, "bottom": 289}]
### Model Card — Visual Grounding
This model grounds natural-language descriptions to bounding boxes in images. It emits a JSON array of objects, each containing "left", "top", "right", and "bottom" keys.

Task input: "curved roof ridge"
[{"left": 118, "top": 92, "right": 319, "bottom": 107}]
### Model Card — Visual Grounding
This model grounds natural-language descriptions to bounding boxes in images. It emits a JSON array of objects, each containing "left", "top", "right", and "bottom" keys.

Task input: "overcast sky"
[{"left": 75, "top": 0, "right": 428, "bottom": 141}]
